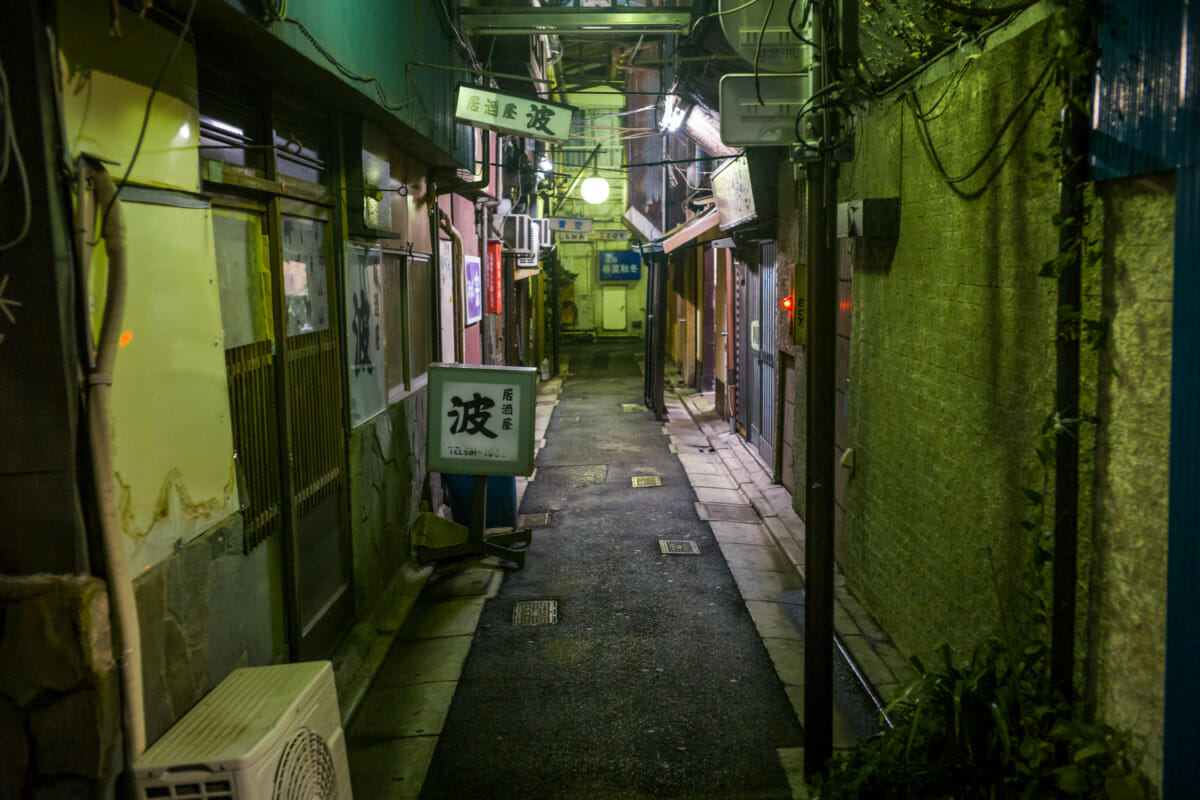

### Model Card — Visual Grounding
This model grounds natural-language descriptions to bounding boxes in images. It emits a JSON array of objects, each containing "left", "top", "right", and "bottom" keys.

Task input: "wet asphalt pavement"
[{"left": 418, "top": 340, "right": 804, "bottom": 799}]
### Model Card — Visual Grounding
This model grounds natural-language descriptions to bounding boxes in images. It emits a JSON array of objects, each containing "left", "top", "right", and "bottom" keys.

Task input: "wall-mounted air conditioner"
[
  {"left": 501, "top": 214, "right": 533, "bottom": 254},
  {"left": 134, "top": 661, "right": 352, "bottom": 800}
]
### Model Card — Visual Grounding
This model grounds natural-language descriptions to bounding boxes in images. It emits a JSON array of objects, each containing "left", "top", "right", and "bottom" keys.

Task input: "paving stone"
[
  {"left": 348, "top": 682, "right": 458, "bottom": 738},
  {"left": 728, "top": 567, "right": 805, "bottom": 602},
  {"left": 403, "top": 597, "right": 486, "bottom": 641},
  {"left": 685, "top": 472, "right": 737, "bottom": 490},
  {"left": 373, "top": 636, "right": 474, "bottom": 687},
  {"left": 709, "top": 521, "right": 773, "bottom": 547},
  {"left": 695, "top": 486, "right": 747, "bottom": 505},
  {"left": 745, "top": 601, "right": 803, "bottom": 640},
  {"left": 348, "top": 735, "right": 438, "bottom": 800},
  {"left": 719, "top": 542, "right": 796, "bottom": 573},
  {"left": 776, "top": 747, "right": 810, "bottom": 800},
  {"left": 763, "top": 637, "right": 806, "bottom": 686}
]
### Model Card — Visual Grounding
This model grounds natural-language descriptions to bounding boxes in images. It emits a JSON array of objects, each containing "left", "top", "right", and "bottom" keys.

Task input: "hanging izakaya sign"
[
  {"left": 426, "top": 364, "right": 538, "bottom": 476},
  {"left": 455, "top": 85, "right": 575, "bottom": 144}
]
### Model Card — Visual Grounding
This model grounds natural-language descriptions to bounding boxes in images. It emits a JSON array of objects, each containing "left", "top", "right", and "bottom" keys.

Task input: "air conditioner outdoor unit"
[
  {"left": 133, "top": 661, "right": 352, "bottom": 800},
  {"left": 501, "top": 213, "right": 533, "bottom": 253}
]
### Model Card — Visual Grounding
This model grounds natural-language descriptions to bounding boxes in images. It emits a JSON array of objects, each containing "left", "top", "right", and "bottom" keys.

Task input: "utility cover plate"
[
  {"left": 659, "top": 539, "right": 700, "bottom": 555},
  {"left": 632, "top": 476, "right": 662, "bottom": 488},
  {"left": 513, "top": 600, "right": 558, "bottom": 626},
  {"left": 518, "top": 512, "right": 553, "bottom": 528},
  {"left": 622, "top": 403, "right": 644, "bottom": 412}
]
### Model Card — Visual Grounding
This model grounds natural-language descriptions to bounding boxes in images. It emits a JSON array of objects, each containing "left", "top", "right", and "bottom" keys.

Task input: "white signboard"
[
  {"left": 426, "top": 364, "right": 538, "bottom": 476},
  {"left": 595, "top": 229, "right": 631, "bottom": 241},
  {"left": 712, "top": 155, "right": 757, "bottom": 229},
  {"left": 455, "top": 85, "right": 575, "bottom": 143},
  {"left": 555, "top": 231, "right": 589, "bottom": 242},
  {"left": 548, "top": 216, "right": 593, "bottom": 233},
  {"left": 719, "top": 73, "right": 812, "bottom": 147}
]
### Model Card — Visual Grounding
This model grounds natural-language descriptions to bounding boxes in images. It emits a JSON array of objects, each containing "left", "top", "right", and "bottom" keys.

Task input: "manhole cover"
[
  {"left": 659, "top": 540, "right": 700, "bottom": 555},
  {"left": 513, "top": 600, "right": 558, "bottom": 626},
  {"left": 632, "top": 476, "right": 662, "bottom": 488},
  {"left": 621, "top": 403, "right": 644, "bottom": 412},
  {"left": 518, "top": 512, "right": 553, "bottom": 528}
]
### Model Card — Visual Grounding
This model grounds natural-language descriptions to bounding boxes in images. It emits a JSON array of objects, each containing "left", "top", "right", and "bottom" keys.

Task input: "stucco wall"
[{"left": 1087, "top": 173, "right": 1174, "bottom": 783}]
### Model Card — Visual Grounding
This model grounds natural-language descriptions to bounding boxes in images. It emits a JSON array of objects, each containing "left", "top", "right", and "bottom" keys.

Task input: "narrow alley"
[
  {"left": 3, "top": 2, "right": 1192, "bottom": 798},
  {"left": 345, "top": 341, "right": 890, "bottom": 798}
]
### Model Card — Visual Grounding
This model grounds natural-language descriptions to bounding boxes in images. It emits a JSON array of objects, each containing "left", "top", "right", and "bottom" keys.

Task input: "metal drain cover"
[
  {"left": 513, "top": 600, "right": 558, "bottom": 626},
  {"left": 659, "top": 539, "right": 700, "bottom": 555},
  {"left": 632, "top": 476, "right": 662, "bottom": 488},
  {"left": 518, "top": 512, "right": 553, "bottom": 528},
  {"left": 622, "top": 403, "right": 644, "bottom": 412}
]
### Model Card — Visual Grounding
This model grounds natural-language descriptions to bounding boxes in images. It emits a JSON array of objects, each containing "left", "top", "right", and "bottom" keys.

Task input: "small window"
[{"left": 407, "top": 256, "right": 433, "bottom": 381}]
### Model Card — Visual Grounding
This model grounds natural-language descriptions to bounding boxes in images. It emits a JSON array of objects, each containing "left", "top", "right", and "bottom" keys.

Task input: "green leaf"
[
  {"left": 1073, "top": 741, "right": 1108, "bottom": 762},
  {"left": 1056, "top": 765, "right": 1089, "bottom": 794},
  {"left": 1104, "top": 775, "right": 1145, "bottom": 800},
  {"left": 1023, "top": 489, "right": 1044, "bottom": 504}
]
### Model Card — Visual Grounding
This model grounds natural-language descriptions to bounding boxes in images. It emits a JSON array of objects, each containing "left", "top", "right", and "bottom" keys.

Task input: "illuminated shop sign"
[
  {"left": 427, "top": 364, "right": 537, "bottom": 476},
  {"left": 599, "top": 250, "right": 642, "bottom": 282},
  {"left": 455, "top": 85, "right": 575, "bottom": 143}
]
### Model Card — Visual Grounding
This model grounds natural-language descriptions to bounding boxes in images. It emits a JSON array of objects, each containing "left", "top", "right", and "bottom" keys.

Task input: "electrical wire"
[
  {"left": 285, "top": 18, "right": 411, "bottom": 112},
  {"left": 753, "top": 0, "right": 777, "bottom": 106},
  {"left": 0, "top": 52, "right": 32, "bottom": 252},
  {"left": 689, "top": 0, "right": 762, "bottom": 36},
  {"left": 906, "top": 57, "right": 1053, "bottom": 197},
  {"left": 91, "top": 0, "right": 197, "bottom": 247},
  {"left": 928, "top": 0, "right": 1038, "bottom": 18},
  {"left": 910, "top": 55, "right": 976, "bottom": 123},
  {"left": 787, "top": 0, "right": 817, "bottom": 46}
]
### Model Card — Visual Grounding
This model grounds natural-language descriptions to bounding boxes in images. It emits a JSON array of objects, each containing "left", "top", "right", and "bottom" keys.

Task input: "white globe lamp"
[{"left": 580, "top": 176, "right": 610, "bottom": 205}]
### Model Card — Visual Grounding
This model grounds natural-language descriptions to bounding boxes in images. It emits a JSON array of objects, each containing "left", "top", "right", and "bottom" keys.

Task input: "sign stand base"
[{"left": 416, "top": 475, "right": 532, "bottom": 569}]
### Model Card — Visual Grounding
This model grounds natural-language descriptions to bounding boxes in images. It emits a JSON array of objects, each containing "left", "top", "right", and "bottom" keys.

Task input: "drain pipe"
[
  {"left": 1049, "top": 4, "right": 1094, "bottom": 704},
  {"left": 803, "top": 0, "right": 838, "bottom": 778},
  {"left": 86, "top": 164, "right": 146, "bottom": 763},
  {"left": 438, "top": 206, "right": 467, "bottom": 363}
]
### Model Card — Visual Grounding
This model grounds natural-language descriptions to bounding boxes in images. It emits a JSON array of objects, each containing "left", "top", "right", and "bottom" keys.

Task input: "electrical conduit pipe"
[{"left": 87, "top": 165, "right": 146, "bottom": 763}]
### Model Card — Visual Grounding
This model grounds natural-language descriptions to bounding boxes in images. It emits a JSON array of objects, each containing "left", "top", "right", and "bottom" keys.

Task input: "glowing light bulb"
[{"left": 581, "top": 177, "right": 610, "bottom": 204}]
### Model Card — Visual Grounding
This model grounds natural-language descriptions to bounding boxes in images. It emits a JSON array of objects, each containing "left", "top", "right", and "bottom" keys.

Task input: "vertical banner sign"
[
  {"left": 426, "top": 364, "right": 538, "bottom": 476},
  {"left": 344, "top": 243, "right": 386, "bottom": 426},
  {"left": 464, "top": 255, "right": 483, "bottom": 325},
  {"left": 486, "top": 240, "right": 503, "bottom": 315}
]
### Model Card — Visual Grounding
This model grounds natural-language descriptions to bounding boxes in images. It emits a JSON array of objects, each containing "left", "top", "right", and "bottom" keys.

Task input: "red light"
[{"left": 781, "top": 296, "right": 794, "bottom": 311}]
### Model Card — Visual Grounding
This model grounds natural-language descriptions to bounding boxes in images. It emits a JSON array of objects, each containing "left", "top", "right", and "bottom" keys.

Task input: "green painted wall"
[
  {"left": 259, "top": 0, "right": 467, "bottom": 165},
  {"left": 838, "top": 22, "right": 1061, "bottom": 660}
]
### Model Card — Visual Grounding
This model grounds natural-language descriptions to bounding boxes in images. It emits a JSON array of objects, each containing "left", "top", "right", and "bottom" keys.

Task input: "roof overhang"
[
  {"left": 661, "top": 210, "right": 721, "bottom": 254},
  {"left": 461, "top": 9, "right": 693, "bottom": 37}
]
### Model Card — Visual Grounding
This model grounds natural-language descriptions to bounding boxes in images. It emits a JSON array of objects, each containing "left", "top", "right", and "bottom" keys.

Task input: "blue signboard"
[{"left": 598, "top": 250, "right": 642, "bottom": 282}]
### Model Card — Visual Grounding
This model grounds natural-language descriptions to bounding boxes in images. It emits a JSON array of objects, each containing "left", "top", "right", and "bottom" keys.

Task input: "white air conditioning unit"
[
  {"left": 501, "top": 213, "right": 533, "bottom": 254},
  {"left": 134, "top": 661, "right": 352, "bottom": 800}
]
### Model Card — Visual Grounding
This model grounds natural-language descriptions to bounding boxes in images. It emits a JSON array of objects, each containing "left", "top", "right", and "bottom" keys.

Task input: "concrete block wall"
[{"left": 838, "top": 21, "right": 1061, "bottom": 661}]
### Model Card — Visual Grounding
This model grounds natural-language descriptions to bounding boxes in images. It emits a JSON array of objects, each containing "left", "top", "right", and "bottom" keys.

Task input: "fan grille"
[{"left": 273, "top": 727, "right": 338, "bottom": 800}]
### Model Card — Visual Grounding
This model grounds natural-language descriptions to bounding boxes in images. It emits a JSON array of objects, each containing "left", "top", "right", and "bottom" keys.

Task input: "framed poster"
[
  {"left": 426, "top": 364, "right": 537, "bottom": 477},
  {"left": 464, "top": 254, "right": 483, "bottom": 325}
]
